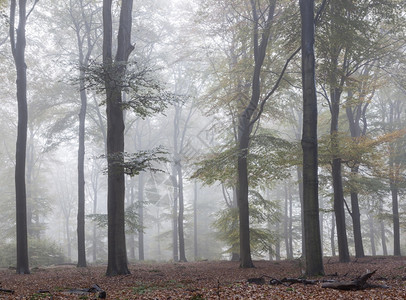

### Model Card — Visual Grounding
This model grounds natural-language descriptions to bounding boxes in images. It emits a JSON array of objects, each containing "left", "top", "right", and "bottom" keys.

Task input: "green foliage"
[
  {"left": 0, "top": 239, "right": 66, "bottom": 268},
  {"left": 212, "top": 190, "right": 280, "bottom": 257},
  {"left": 80, "top": 60, "right": 175, "bottom": 117},
  {"left": 193, "top": 130, "right": 296, "bottom": 188},
  {"left": 101, "top": 147, "right": 168, "bottom": 177},
  {"left": 87, "top": 202, "right": 145, "bottom": 234}
]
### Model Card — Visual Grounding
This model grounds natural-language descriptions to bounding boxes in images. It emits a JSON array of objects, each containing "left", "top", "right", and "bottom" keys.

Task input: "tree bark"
[
  {"left": 300, "top": 0, "right": 324, "bottom": 276},
  {"left": 177, "top": 163, "right": 187, "bottom": 262},
  {"left": 368, "top": 214, "right": 376, "bottom": 256},
  {"left": 138, "top": 172, "right": 145, "bottom": 261},
  {"left": 237, "top": 0, "right": 276, "bottom": 269},
  {"left": 390, "top": 181, "right": 401, "bottom": 256},
  {"left": 193, "top": 181, "right": 198, "bottom": 261},
  {"left": 330, "top": 87, "right": 350, "bottom": 263},
  {"left": 10, "top": 0, "right": 30, "bottom": 275},
  {"left": 77, "top": 41, "right": 88, "bottom": 269},
  {"left": 171, "top": 165, "right": 179, "bottom": 262},
  {"left": 103, "top": 0, "right": 134, "bottom": 276}
]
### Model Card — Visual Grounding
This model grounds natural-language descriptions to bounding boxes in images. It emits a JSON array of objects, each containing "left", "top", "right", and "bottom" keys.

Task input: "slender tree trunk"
[
  {"left": 379, "top": 201, "right": 387, "bottom": 256},
  {"left": 66, "top": 215, "right": 72, "bottom": 262},
  {"left": 331, "top": 88, "right": 350, "bottom": 262},
  {"left": 300, "top": 0, "right": 324, "bottom": 275},
  {"left": 128, "top": 182, "right": 135, "bottom": 261},
  {"left": 331, "top": 212, "right": 336, "bottom": 257},
  {"left": 349, "top": 174, "right": 364, "bottom": 258},
  {"left": 284, "top": 184, "right": 290, "bottom": 258},
  {"left": 193, "top": 181, "right": 198, "bottom": 261},
  {"left": 390, "top": 181, "right": 401, "bottom": 256},
  {"left": 10, "top": 0, "right": 30, "bottom": 275},
  {"left": 138, "top": 173, "right": 145, "bottom": 261},
  {"left": 368, "top": 214, "right": 376, "bottom": 256},
  {"left": 92, "top": 178, "right": 98, "bottom": 263},
  {"left": 296, "top": 166, "right": 305, "bottom": 257},
  {"left": 171, "top": 166, "right": 179, "bottom": 262},
  {"left": 77, "top": 69, "right": 87, "bottom": 268},
  {"left": 288, "top": 188, "right": 293, "bottom": 258},
  {"left": 237, "top": 0, "right": 276, "bottom": 268},
  {"left": 103, "top": 0, "right": 133, "bottom": 276},
  {"left": 177, "top": 164, "right": 187, "bottom": 262},
  {"left": 275, "top": 221, "right": 281, "bottom": 261}
]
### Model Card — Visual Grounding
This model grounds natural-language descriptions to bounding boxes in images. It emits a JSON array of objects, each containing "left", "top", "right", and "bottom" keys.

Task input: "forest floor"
[{"left": 0, "top": 256, "right": 406, "bottom": 299}]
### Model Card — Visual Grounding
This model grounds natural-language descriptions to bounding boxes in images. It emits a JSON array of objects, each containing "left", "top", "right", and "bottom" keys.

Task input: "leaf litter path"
[{"left": 0, "top": 256, "right": 406, "bottom": 299}]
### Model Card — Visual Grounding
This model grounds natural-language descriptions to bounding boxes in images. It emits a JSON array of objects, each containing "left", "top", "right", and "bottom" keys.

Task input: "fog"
[{"left": 0, "top": 0, "right": 405, "bottom": 269}]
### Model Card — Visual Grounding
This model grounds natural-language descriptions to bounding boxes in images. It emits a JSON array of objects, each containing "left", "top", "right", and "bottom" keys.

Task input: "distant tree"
[{"left": 10, "top": 0, "right": 38, "bottom": 275}]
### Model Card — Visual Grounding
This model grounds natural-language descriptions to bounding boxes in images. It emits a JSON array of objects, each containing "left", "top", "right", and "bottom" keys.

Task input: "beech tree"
[
  {"left": 299, "top": 0, "right": 324, "bottom": 276},
  {"left": 103, "top": 0, "right": 134, "bottom": 276},
  {"left": 10, "top": 0, "right": 38, "bottom": 275}
]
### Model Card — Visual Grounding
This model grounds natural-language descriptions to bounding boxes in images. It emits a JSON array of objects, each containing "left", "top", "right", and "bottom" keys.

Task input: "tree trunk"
[
  {"left": 330, "top": 87, "right": 350, "bottom": 263},
  {"left": 349, "top": 178, "right": 364, "bottom": 258},
  {"left": 103, "top": 0, "right": 133, "bottom": 276},
  {"left": 379, "top": 201, "right": 387, "bottom": 256},
  {"left": 284, "top": 184, "right": 290, "bottom": 258},
  {"left": 128, "top": 182, "right": 135, "bottom": 261},
  {"left": 331, "top": 212, "right": 336, "bottom": 257},
  {"left": 77, "top": 67, "right": 87, "bottom": 268},
  {"left": 390, "top": 181, "right": 401, "bottom": 256},
  {"left": 171, "top": 166, "right": 179, "bottom": 262},
  {"left": 177, "top": 163, "right": 187, "bottom": 262},
  {"left": 275, "top": 220, "right": 281, "bottom": 261},
  {"left": 138, "top": 173, "right": 145, "bottom": 261},
  {"left": 296, "top": 166, "right": 305, "bottom": 257},
  {"left": 368, "top": 214, "right": 376, "bottom": 256},
  {"left": 237, "top": 0, "right": 276, "bottom": 269},
  {"left": 300, "top": 0, "right": 324, "bottom": 276},
  {"left": 345, "top": 89, "right": 366, "bottom": 259},
  {"left": 237, "top": 122, "right": 254, "bottom": 268},
  {"left": 10, "top": 0, "right": 30, "bottom": 275},
  {"left": 193, "top": 181, "right": 198, "bottom": 261}
]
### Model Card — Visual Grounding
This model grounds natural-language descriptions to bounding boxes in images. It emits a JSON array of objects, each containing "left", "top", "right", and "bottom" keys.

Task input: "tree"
[
  {"left": 10, "top": 0, "right": 38, "bottom": 275},
  {"left": 237, "top": 0, "right": 276, "bottom": 269},
  {"left": 103, "top": 0, "right": 134, "bottom": 276},
  {"left": 299, "top": 0, "right": 324, "bottom": 276},
  {"left": 69, "top": 0, "right": 100, "bottom": 269},
  {"left": 316, "top": 0, "right": 401, "bottom": 263}
]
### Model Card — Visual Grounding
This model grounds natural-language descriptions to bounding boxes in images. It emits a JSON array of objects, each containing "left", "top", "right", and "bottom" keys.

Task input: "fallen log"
[
  {"left": 64, "top": 284, "right": 106, "bottom": 298},
  {"left": 322, "top": 269, "right": 377, "bottom": 290},
  {"left": 0, "top": 288, "right": 14, "bottom": 294}
]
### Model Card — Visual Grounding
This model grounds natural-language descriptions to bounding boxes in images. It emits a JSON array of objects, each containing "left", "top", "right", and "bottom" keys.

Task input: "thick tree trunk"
[
  {"left": 237, "top": 121, "right": 254, "bottom": 268},
  {"left": 300, "top": 0, "right": 324, "bottom": 276},
  {"left": 103, "top": 0, "right": 133, "bottom": 276},
  {"left": 11, "top": 0, "right": 30, "bottom": 275}
]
